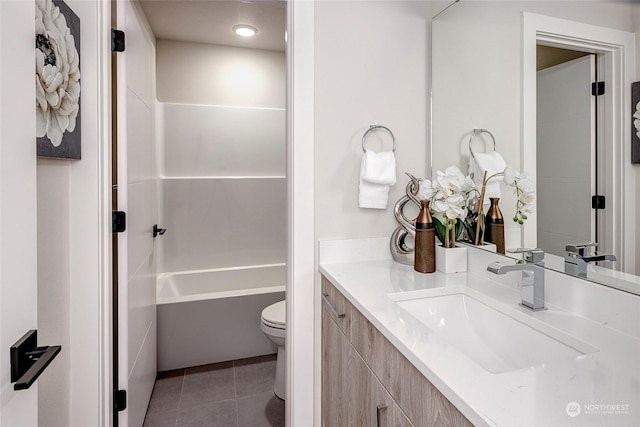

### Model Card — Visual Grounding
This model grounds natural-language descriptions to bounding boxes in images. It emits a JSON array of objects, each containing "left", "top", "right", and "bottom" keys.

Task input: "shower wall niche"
[{"left": 156, "top": 40, "right": 286, "bottom": 274}]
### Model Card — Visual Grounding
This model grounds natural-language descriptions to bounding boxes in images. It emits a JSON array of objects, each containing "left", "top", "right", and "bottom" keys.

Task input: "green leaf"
[
  {"left": 455, "top": 219, "right": 464, "bottom": 240},
  {"left": 433, "top": 217, "right": 464, "bottom": 245},
  {"left": 462, "top": 219, "right": 476, "bottom": 243},
  {"left": 433, "top": 217, "right": 446, "bottom": 244}
]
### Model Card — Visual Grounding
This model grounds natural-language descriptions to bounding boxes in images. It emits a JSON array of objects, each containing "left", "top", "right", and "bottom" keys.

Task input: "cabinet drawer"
[{"left": 321, "top": 277, "right": 352, "bottom": 339}]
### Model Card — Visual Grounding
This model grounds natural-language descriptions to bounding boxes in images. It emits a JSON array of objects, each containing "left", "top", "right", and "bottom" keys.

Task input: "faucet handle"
[
  {"left": 508, "top": 247, "right": 545, "bottom": 263},
  {"left": 565, "top": 242, "right": 597, "bottom": 256}
]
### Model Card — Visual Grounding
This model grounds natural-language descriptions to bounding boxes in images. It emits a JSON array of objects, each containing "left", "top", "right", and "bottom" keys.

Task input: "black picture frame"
[
  {"left": 36, "top": 0, "right": 81, "bottom": 160},
  {"left": 632, "top": 81, "right": 640, "bottom": 164}
]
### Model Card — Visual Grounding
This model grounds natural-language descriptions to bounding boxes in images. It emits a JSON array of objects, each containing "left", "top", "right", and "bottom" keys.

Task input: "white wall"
[
  {"left": 156, "top": 41, "right": 287, "bottom": 274},
  {"left": 37, "top": 161, "right": 71, "bottom": 427},
  {"left": 314, "top": 0, "right": 430, "bottom": 241},
  {"left": 431, "top": 0, "right": 634, "bottom": 251},
  {"left": 313, "top": 1, "right": 430, "bottom": 424}
]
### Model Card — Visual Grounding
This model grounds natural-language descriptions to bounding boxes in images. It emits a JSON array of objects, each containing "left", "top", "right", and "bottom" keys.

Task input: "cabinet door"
[
  {"left": 322, "top": 307, "right": 346, "bottom": 426},
  {"left": 322, "top": 307, "right": 372, "bottom": 426},
  {"left": 370, "top": 373, "right": 394, "bottom": 427},
  {"left": 393, "top": 402, "right": 414, "bottom": 427}
]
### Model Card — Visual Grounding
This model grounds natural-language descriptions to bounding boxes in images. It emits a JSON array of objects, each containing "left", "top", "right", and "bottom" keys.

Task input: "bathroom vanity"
[
  {"left": 322, "top": 276, "right": 471, "bottom": 426},
  {"left": 319, "top": 238, "right": 640, "bottom": 427}
]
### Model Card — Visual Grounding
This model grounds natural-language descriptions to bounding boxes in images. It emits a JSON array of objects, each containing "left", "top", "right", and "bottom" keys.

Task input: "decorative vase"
[
  {"left": 414, "top": 200, "right": 436, "bottom": 273},
  {"left": 390, "top": 174, "right": 421, "bottom": 266},
  {"left": 435, "top": 245, "right": 467, "bottom": 273},
  {"left": 485, "top": 197, "right": 505, "bottom": 254}
]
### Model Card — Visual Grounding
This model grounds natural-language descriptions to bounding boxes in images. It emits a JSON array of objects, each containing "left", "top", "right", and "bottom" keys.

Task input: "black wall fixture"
[{"left": 153, "top": 224, "right": 166, "bottom": 238}]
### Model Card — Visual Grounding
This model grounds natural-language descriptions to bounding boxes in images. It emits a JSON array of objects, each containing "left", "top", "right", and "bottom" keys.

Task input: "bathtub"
[{"left": 156, "top": 263, "right": 286, "bottom": 371}]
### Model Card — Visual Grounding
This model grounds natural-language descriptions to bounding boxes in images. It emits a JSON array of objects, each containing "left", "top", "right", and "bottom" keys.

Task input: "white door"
[
  {"left": 0, "top": 1, "right": 39, "bottom": 425},
  {"left": 115, "top": 1, "right": 157, "bottom": 426},
  {"left": 537, "top": 55, "right": 595, "bottom": 257}
]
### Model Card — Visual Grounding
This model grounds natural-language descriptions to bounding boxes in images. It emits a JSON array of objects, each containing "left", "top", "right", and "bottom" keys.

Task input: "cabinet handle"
[
  {"left": 376, "top": 404, "right": 388, "bottom": 427},
  {"left": 321, "top": 293, "right": 345, "bottom": 319}
]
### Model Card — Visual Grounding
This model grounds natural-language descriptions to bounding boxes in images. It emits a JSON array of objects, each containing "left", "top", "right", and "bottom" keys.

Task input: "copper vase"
[
  {"left": 485, "top": 197, "right": 505, "bottom": 254},
  {"left": 414, "top": 200, "right": 436, "bottom": 273}
]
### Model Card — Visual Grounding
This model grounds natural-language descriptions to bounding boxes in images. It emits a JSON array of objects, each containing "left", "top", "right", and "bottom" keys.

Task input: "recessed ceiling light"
[{"left": 233, "top": 25, "right": 258, "bottom": 38}]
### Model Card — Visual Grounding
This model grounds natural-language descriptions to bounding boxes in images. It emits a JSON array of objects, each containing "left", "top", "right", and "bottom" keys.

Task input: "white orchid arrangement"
[
  {"left": 467, "top": 166, "right": 536, "bottom": 245},
  {"left": 416, "top": 166, "right": 535, "bottom": 248},
  {"left": 418, "top": 166, "right": 477, "bottom": 249},
  {"left": 502, "top": 167, "right": 536, "bottom": 224}
]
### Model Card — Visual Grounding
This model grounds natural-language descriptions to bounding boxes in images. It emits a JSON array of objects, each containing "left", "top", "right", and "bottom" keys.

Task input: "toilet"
[{"left": 260, "top": 300, "right": 286, "bottom": 400}]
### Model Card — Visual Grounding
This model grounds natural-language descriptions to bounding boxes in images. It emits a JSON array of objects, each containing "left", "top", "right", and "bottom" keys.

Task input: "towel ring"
[
  {"left": 362, "top": 125, "right": 396, "bottom": 153},
  {"left": 468, "top": 128, "right": 496, "bottom": 159}
]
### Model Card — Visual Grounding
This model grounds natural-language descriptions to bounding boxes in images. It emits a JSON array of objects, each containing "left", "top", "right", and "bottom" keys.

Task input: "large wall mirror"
[{"left": 431, "top": 0, "right": 639, "bottom": 294}]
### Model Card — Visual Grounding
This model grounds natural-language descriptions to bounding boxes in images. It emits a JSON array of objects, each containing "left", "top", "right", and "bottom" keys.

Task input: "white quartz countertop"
[{"left": 319, "top": 239, "right": 640, "bottom": 427}]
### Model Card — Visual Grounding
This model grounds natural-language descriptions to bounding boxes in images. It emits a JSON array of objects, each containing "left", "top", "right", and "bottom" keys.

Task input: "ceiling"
[{"left": 138, "top": 0, "right": 286, "bottom": 52}]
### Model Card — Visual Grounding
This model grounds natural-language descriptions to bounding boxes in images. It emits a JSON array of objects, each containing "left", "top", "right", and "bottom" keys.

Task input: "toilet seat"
[{"left": 261, "top": 300, "right": 285, "bottom": 330}]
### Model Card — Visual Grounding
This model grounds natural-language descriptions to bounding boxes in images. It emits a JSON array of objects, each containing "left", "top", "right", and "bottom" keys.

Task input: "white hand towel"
[
  {"left": 359, "top": 150, "right": 396, "bottom": 209},
  {"left": 468, "top": 151, "right": 507, "bottom": 210},
  {"left": 361, "top": 150, "right": 397, "bottom": 185}
]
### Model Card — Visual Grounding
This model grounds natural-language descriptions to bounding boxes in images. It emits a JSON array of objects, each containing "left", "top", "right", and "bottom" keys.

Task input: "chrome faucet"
[
  {"left": 487, "top": 249, "right": 546, "bottom": 311},
  {"left": 565, "top": 243, "right": 616, "bottom": 277}
]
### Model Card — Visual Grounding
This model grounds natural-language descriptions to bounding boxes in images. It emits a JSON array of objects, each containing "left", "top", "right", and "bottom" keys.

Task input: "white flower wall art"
[
  {"left": 35, "top": 0, "right": 81, "bottom": 159},
  {"left": 632, "top": 82, "right": 640, "bottom": 164}
]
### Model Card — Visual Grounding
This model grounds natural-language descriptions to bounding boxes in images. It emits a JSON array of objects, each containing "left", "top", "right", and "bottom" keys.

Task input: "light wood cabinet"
[
  {"left": 321, "top": 276, "right": 473, "bottom": 427},
  {"left": 322, "top": 301, "right": 371, "bottom": 426}
]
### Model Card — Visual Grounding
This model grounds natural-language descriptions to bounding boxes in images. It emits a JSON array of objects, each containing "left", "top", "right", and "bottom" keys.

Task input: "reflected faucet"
[
  {"left": 565, "top": 243, "right": 616, "bottom": 278},
  {"left": 487, "top": 249, "right": 546, "bottom": 311}
]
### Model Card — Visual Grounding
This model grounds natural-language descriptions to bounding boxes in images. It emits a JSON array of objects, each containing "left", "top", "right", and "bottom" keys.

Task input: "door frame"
[
  {"left": 522, "top": 12, "right": 636, "bottom": 273},
  {"left": 286, "top": 1, "right": 316, "bottom": 426},
  {"left": 97, "top": 1, "right": 317, "bottom": 425},
  {"left": 92, "top": 1, "right": 113, "bottom": 425}
]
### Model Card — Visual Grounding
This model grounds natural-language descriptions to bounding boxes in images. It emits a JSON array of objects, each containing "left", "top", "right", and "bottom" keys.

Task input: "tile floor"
[{"left": 142, "top": 354, "right": 284, "bottom": 427}]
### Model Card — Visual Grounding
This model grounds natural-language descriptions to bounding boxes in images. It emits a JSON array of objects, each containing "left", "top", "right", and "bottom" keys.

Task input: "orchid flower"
[{"left": 424, "top": 166, "right": 477, "bottom": 248}]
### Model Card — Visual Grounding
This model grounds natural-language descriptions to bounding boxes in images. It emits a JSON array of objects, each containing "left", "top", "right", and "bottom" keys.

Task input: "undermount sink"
[{"left": 392, "top": 291, "right": 597, "bottom": 374}]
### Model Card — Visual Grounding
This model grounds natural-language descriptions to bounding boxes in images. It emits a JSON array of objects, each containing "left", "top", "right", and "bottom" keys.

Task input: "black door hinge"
[
  {"left": 111, "top": 29, "right": 125, "bottom": 52},
  {"left": 112, "top": 211, "right": 126, "bottom": 233},
  {"left": 114, "top": 389, "right": 127, "bottom": 412},
  {"left": 592, "top": 195, "right": 606, "bottom": 210},
  {"left": 592, "top": 81, "right": 605, "bottom": 96}
]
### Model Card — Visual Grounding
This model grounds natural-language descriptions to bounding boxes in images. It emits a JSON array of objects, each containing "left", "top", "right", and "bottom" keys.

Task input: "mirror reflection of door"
[{"left": 536, "top": 46, "right": 601, "bottom": 259}]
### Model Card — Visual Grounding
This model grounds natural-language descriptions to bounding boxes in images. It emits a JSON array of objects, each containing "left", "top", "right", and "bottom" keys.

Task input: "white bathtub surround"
[
  {"left": 319, "top": 239, "right": 640, "bottom": 426},
  {"left": 158, "top": 103, "right": 286, "bottom": 274},
  {"left": 160, "top": 103, "right": 285, "bottom": 178},
  {"left": 156, "top": 264, "right": 285, "bottom": 371},
  {"left": 435, "top": 244, "right": 467, "bottom": 273}
]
